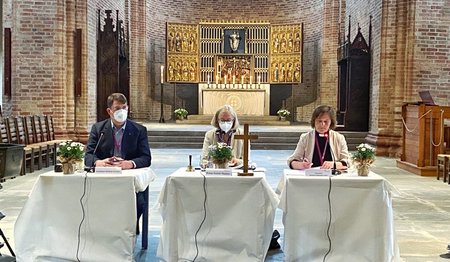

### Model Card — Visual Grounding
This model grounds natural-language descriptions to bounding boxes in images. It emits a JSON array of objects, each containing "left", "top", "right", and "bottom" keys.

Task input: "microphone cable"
[
  {"left": 323, "top": 176, "right": 333, "bottom": 262},
  {"left": 76, "top": 170, "right": 89, "bottom": 262},
  {"left": 192, "top": 172, "right": 207, "bottom": 262}
]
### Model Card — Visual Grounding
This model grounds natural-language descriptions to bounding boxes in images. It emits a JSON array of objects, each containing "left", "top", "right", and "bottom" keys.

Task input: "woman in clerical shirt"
[
  {"left": 287, "top": 105, "right": 350, "bottom": 170},
  {"left": 201, "top": 105, "right": 245, "bottom": 166}
]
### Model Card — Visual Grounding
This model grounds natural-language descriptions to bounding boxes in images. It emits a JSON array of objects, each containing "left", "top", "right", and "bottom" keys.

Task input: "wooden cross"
[{"left": 234, "top": 124, "right": 258, "bottom": 176}]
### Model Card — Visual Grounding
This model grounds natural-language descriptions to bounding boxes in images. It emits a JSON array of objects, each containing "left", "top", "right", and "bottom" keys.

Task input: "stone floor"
[{"left": 1, "top": 148, "right": 450, "bottom": 261}]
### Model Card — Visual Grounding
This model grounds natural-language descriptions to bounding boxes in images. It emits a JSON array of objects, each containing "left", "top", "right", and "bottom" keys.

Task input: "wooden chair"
[
  {"left": 24, "top": 115, "right": 44, "bottom": 171},
  {"left": 437, "top": 154, "right": 450, "bottom": 183},
  {"left": 6, "top": 116, "right": 42, "bottom": 175}
]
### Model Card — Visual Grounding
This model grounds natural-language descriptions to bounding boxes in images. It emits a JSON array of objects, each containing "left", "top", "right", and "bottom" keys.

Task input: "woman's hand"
[
  {"left": 229, "top": 157, "right": 239, "bottom": 167},
  {"left": 291, "top": 159, "right": 312, "bottom": 170},
  {"left": 321, "top": 161, "right": 347, "bottom": 170}
]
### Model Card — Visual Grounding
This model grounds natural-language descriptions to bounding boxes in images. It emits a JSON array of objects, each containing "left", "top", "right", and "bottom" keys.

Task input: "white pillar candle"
[{"left": 161, "top": 65, "right": 164, "bottom": 84}]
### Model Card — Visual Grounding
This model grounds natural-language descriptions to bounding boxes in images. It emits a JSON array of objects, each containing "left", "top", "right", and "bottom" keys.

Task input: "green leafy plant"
[
  {"left": 208, "top": 142, "right": 232, "bottom": 164},
  {"left": 174, "top": 108, "right": 188, "bottom": 118},
  {"left": 57, "top": 140, "right": 85, "bottom": 163},
  {"left": 277, "top": 109, "right": 290, "bottom": 118},
  {"left": 352, "top": 143, "right": 375, "bottom": 165}
]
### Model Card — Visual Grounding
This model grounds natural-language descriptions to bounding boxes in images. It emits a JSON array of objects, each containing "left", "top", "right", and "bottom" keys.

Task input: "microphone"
[
  {"left": 325, "top": 133, "right": 341, "bottom": 176},
  {"left": 85, "top": 132, "right": 104, "bottom": 172}
]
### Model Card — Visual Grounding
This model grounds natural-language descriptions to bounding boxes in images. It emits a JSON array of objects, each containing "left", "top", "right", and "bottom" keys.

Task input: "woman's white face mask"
[
  {"left": 219, "top": 121, "right": 233, "bottom": 133},
  {"left": 113, "top": 109, "right": 128, "bottom": 123}
]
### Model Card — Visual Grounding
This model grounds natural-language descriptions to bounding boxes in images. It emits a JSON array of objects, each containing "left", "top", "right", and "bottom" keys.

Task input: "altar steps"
[
  {"left": 179, "top": 115, "right": 291, "bottom": 126},
  {"left": 145, "top": 123, "right": 367, "bottom": 150}
]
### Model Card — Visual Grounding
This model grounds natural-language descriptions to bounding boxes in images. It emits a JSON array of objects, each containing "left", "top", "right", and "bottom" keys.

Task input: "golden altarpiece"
[{"left": 166, "top": 21, "right": 302, "bottom": 116}]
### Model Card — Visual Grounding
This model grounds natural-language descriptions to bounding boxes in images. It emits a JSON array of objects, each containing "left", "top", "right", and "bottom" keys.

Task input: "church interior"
[{"left": 1, "top": 0, "right": 450, "bottom": 261}]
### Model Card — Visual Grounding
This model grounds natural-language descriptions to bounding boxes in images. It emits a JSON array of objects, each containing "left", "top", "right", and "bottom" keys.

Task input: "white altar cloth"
[
  {"left": 277, "top": 169, "right": 400, "bottom": 262},
  {"left": 157, "top": 168, "right": 279, "bottom": 262},
  {"left": 14, "top": 168, "right": 155, "bottom": 262}
]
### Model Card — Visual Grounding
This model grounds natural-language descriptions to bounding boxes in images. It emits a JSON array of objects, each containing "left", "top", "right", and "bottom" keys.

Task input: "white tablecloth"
[
  {"left": 157, "top": 168, "right": 279, "bottom": 262},
  {"left": 14, "top": 168, "right": 155, "bottom": 262},
  {"left": 278, "top": 169, "right": 400, "bottom": 262}
]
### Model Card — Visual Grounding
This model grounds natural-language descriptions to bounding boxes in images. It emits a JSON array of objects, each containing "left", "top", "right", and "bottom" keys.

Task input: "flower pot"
[
  {"left": 357, "top": 164, "right": 370, "bottom": 176},
  {"left": 279, "top": 116, "right": 286, "bottom": 121},
  {"left": 61, "top": 162, "right": 75, "bottom": 175},
  {"left": 213, "top": 159, "right": 228, "bottom": 169}
]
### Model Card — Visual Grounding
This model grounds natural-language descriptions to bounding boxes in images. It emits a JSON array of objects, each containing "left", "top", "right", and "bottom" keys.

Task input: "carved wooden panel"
[
  {"left": 97, "top": 10, "right": 129, "bottom": 121},
  {"left": 270, "top": 24, "right": 303, "bottom": 83},
  {"left": 4, "top": 28, "right": 11, "bottom": 97}
]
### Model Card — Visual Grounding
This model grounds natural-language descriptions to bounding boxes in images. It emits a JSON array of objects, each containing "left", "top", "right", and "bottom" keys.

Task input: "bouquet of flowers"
[
  {"left": 174, "top": 108, "right": 188, "bottom": 119},
  {"left": 352, "top": 143, "right": 375, "bottom": 176},
  {"left": 277, "top": 109, "right": 290, "bottom": 118},
  {"left": 57, "top": 140, "right": 85, "bottom": 164},
  {"left": 352, "top": 143, "right": 375, "bottom": 165},
  {"left": 208, "top": 142, "right": 232, "bottom": 165}
]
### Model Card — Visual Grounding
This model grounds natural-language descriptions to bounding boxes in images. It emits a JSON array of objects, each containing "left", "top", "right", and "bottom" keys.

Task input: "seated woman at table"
[
  {"left": 201, "top": 105, "right": 245, "bottom": 167},
  {"left": 287, "top": 105, "right": 350, "bottom": 170}
]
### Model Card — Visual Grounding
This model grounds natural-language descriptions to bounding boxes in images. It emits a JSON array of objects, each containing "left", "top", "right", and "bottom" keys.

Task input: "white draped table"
[
  {"left": 14, "top": 168, "right": 155, "bottom": 262},
  {"left": 157, "top": 168, "right": 279, "bottom": 262},
  {"left": 277, "top": 169, "right": 400, "bottom": 262}
]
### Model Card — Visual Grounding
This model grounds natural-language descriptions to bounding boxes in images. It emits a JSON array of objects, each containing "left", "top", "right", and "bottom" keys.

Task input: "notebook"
[{"left": 419, "top": 90, "right": 436, "bottom": 105}]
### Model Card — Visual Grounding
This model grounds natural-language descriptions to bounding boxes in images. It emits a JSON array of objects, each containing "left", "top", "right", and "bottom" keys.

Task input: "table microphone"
[
  {"left": 326, "top": 134, "right": 341, "bottom": 176},
  {"left": 85, "top": 132, "right": 104, "bottom": 172}
]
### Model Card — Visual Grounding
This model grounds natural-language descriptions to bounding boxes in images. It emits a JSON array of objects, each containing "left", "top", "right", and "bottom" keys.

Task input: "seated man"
[{"left": 84, "top": 93, "right": 151, "bottom": 230}]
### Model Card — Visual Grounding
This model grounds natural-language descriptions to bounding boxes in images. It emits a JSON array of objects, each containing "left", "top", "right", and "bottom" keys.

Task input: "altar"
[{"left": 199, "top": 83, "right": 270, "bottom": 116}]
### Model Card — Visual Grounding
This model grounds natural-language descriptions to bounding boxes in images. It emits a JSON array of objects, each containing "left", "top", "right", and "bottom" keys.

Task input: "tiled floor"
[{"left": 2, "top": 148, "right": 450, "bottom": 261}]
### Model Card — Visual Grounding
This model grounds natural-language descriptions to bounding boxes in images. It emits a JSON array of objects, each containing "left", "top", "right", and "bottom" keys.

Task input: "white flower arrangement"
[
  {"left": 174, "top": 108, "right": 188, "bottom": 118},
  {"left": 277, "top": 109, "right": 290, "bottom": 117},
  {"left": 352, "top": 143, "right": 375, "bottom": 165}
]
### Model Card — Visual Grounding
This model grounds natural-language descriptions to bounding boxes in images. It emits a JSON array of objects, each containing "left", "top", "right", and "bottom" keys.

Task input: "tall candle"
[
  {"left": 250, "top": 75, "right": 252, "bottom": 85},
  {"left": 224, "top": 76, "right": 227, "bottom": 85},
  {"left": 161, "top": 65, "right": 164, "bottom": 84},
  {"left": 233, "top": 75, "right": 236, "bottom": 85},
  {"left": 207, "top": 74, "right": 210, "bottom": 85},
  {"left": 216, "top": 74, "right": 219, "bottom": 85},
  {"left": 257, "top": 74, "right": 261, "bottom": 85},
  {"left": 241, "top": 75, "right": 244, "bottom": 85}
]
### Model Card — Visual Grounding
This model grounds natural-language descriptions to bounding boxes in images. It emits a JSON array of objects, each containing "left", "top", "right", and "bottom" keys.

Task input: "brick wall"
[
  {"left": 3, "top": 0, "right": 449, "bottom": 156},
  {"left": 413, "top": 0, "right": 450, "bottom": 105},
  {"left": 2, "top": 0, "right": 68, "bottom": 136}
]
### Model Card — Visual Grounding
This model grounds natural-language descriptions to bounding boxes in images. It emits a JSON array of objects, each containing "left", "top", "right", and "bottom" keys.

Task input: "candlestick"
[
  {"left": 216, "top": 74, "right": 219, "bottom": 85},
  {"left": 257, "top": 74, "right": 261, "bottom": 85},
  {"left": 161, "top": 65, "right": 164, "bottom": 84},
  {"left": 224, "top": 76, "right": 227, "bottom": 88},
  {"left": 207, "top": 74, "right": 210, "bottom": 88},
  {"left": 233, "top": 75, "right": 236, "bottom": 85}
]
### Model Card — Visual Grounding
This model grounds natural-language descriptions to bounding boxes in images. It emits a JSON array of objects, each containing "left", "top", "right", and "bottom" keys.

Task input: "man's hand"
[{"left": 95, "top": 157, "right": 134, "bottom": 169}]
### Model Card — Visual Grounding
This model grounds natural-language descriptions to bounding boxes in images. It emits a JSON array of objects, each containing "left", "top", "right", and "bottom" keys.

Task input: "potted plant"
[
  {"left": 57, "top": 141, "right": 85, "bottom": 174},
  {"left": 352, "top": 143, "right": 375, "bottom": 176},
  {"left": 208, "top": 142, "right": 232, "bottom": 169},
  {"left": 174, "top": 108, "right": 188, "bottom": 120},
  {"left": 277, "top": 109, "right": 290, "bottom": 121}
]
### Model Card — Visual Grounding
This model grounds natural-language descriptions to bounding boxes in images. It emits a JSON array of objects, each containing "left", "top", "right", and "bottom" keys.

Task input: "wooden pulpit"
[{"left": 397, "top": 103, "right": 450, "bottom": 176}]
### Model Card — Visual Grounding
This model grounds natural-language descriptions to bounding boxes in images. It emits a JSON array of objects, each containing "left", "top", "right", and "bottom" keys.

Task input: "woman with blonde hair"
[{"left": 201, "top": 105, "right": 244, "bottom": 166}]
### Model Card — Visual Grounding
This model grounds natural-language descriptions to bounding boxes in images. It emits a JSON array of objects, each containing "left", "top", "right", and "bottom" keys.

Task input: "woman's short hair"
[
  {"left": 310, "top": 105, "right": 337, "bottom": 130},
  {"left": 107, "top": 93, "right": 127, "bottom": 108},
  {"left": 210, "top": 105, "right": 240, "bottom": 129}
]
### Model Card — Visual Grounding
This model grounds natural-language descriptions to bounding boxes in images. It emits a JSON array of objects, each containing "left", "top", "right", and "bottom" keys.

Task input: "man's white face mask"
[
  {"left": 219, "top": 121, "right": 233, "bottom": 133},
  {"left": 113, "top": 109, "right": 128, "bottom": 123}
]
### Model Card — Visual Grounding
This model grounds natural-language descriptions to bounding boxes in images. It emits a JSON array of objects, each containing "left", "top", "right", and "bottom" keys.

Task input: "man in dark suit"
[{"left": 84, "top": 93, "right": 151, "bottom": 231}]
